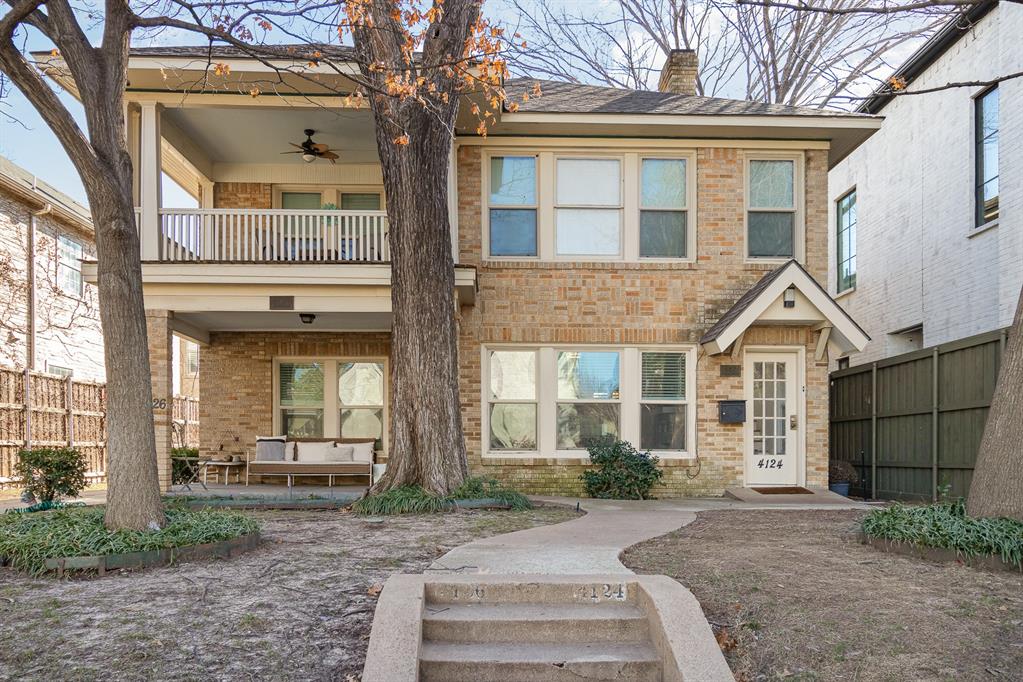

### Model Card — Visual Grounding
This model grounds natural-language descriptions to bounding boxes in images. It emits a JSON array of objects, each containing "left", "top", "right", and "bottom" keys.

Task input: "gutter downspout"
[{"left": 28, "top": 196, "right": 53, "bottom": 372}]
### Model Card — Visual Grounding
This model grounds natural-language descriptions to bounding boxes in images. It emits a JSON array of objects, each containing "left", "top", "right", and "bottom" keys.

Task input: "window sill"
[
  {"left": 834, "top": 287, "right": 856, "bottom": 300},
  {"left": 968, "top": 220, "right": 998, "bottom": 238}
]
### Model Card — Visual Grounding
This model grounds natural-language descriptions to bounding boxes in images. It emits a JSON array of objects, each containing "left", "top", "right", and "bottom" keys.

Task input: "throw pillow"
[
  {"left": 298, "top": 441, "right": 334, "bottom": 463},
  {"left": 255, "top": 437, "right": 286, "bottom": 462},
  {"left": 325, "top": 445, "right": 354, "bottom": 462},
  {"left": 284, "top": 441, "right": 297, "bottom": 461},
  {"left": 351, "top": 441, "right": 375, "bottom": 464}
]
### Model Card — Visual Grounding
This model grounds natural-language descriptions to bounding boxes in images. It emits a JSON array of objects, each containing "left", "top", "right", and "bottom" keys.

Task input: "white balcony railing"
[{"left": 155, "top": 208, "right": 389, "bottom": 263}]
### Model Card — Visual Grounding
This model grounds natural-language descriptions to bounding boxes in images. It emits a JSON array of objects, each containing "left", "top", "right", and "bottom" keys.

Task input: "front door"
[{"left": 744, "top": 351, "right": 800, "bottom": 486}]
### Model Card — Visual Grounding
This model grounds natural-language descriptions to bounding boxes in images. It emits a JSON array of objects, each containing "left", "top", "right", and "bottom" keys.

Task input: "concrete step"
[
  {"left": 419, "top": 641, "right": 662, "bottom": 682},
  {"left": 422, "top": 601, "right": 649, "bottom": 643},
  {"left": 425, "top": 579, "right": 636, "bottom": 606}
]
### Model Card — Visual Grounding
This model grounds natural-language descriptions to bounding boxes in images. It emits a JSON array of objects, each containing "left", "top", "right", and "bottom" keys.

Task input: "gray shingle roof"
[{"left": 504, "top": 78, "right": 871, "bottom": 118}]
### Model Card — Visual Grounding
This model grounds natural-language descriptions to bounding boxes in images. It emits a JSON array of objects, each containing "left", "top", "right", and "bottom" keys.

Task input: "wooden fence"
[
  {"left": 0, "top": 366, "right": 199, "bottom": 488},
  {"left": 829, "top": 328, "right": 1007, "bottom": 501}
]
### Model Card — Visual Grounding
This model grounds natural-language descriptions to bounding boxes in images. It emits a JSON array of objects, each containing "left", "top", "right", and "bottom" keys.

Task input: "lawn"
[
  {"left": 0, "top": 505, "right": 578, "bottom": 680},
  {"left": 622, "top": 509, "right": 1023, "bottom": 682}
]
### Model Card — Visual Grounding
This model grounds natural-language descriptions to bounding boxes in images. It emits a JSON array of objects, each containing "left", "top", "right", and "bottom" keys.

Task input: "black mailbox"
[{"left": 718, "top": 400, "right": 746, "bottom": 424}]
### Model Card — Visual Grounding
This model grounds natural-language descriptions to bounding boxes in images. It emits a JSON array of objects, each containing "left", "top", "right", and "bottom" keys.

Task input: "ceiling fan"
[{"left": 282, "top": 129, "right": 339, "bottom": 164}]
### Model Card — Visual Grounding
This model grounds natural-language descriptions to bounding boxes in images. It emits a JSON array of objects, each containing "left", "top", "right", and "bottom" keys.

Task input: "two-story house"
[
  {"left": 38, "top": 45, "right": 878, "bottom": 495},
  {"left": 828, "top": 0, "right": 1022, "bottom": 366}
]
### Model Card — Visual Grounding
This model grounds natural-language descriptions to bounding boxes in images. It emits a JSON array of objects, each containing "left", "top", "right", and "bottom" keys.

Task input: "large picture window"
[
  {"left": 975, "top": 87, "right": 999, "bottom": 226},
  {"left": 836, "top": 190, "right": 857, "bottom": 292},
  {"left": 555, "top": 158, "right": 622, "bottom": 257},
  {"left": 489, "top": 156, "right": 538, "bottom": 256},
  {"left": 484, "top": 346, "right": 693, "bottom": 457},
  {"left": 640, "top": 158, "right": 688, "bottom": 258},
  {"left": 747, "top": 158, "right": 796, "bottom": 258}
]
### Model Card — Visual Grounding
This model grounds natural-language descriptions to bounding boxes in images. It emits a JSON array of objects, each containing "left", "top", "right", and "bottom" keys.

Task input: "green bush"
[
  {"left": 0, "top": 506, "right": 259, "bottom": 576},
  {"left": 171, "top": 447, "right": 200, "bottom": 485},
  {"left": 862, "top": 499, "right": 1023, "bottom": 568},
  {"left": 580, "top": 439, "right": 663, "bottom": 500},
  {"left": 352, "top": 476, "right": 532, "bottom": 515},
  {"left": 15, "top": 447, "right": 86, "bottom": 503}
]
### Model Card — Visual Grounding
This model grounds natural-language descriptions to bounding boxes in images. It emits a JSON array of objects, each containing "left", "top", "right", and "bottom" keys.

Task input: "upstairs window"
[
  {"left": 836, "top": 190, "right": 857, "bottom": 292},
  {"left": 488, "top": 156, "right": 537, "bottom": 256},
  {"left": 747, "top": 159, "right": 796, "bottom": 258},
  {"left": 640, "top": 158, "right": 688, "bottom": 258},
  {"left": 57, "top": 235, "right": 83, "bottom": 296},
  {"left": 975, "top": 87, "right": 999, "bottom": 226},
  {"left": 555, "top": 158, "right": 622, "bottom": 257}
]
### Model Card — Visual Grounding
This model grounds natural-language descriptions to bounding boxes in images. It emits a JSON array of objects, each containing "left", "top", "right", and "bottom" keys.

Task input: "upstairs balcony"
[{"left": 154, "top": 208, "right": 389, "bottom": 263}]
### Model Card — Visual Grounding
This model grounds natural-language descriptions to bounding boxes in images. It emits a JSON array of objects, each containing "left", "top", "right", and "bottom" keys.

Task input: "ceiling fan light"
[{"left": 301, "top": 153, "right": 316, "bottom": 163}]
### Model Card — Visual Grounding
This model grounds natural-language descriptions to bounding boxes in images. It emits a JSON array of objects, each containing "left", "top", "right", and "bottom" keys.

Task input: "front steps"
[
  {"left": 362, "top": 574, "right": 734, "bottom": 682},
  {"left": 420, "top": 594, "right": 660, "bottom": 681}
]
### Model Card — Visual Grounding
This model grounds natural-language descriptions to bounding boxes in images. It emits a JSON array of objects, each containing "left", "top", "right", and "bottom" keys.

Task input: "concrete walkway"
[{"left": 430, "top": 496, "right": 869, "bottom": 575}]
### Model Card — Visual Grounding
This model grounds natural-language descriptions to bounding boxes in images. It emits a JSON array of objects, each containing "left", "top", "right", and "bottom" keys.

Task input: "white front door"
[{"left": 744, "top": 351, "right": 801, "bottom": 486}]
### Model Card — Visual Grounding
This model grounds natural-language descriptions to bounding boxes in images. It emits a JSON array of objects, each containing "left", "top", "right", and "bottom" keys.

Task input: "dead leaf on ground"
[
  {"left": 715, "top": 627, "right": 738, "bottom": 652},
  {"left": 367, "top": 583, "right": 383, "bottom": 597}
]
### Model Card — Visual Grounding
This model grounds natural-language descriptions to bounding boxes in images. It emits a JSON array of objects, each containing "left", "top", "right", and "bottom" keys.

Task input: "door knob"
[{"left": 789, "top": 414, "right": 798, "bottom": 430}]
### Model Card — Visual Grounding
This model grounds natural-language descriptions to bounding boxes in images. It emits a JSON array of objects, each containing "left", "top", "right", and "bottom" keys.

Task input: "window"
[
  {"left": 186, "top": 345, "right": 199, "bottom": 374},
  {"left": 836, "top": 190, "right": 857, "bottom": 292},
  {"left": 640, "top": 352, "right": 687, "bottom": 451},
  {"left": 837, "top": 357, "right": 850, "bottom": 370},
  {"left": 488, "top": 350, "right": 537, "bottom": 451},
  {"left": 489, "top": 156, "right": 537, "bottom": 256},
  {"left": 278, "top": 361, "right": 325, "bottom": 437},
  {"left": 57, "top": 235, "right": 83, "bottom": 296},
  {"left": 975, "top": 87, "right": 999, "bottom": 226},
  {"left": 747, "top": 158, "right": 796, "bottom": 258},
  {"left": 46, "top": 363, "right": 73, "bottom": 378},
  {"left": 340, "top": 193, "right": 381, "bottom": 211},
  {"left": 640, "top": 159, "right": 688, "bottom": 258},
  {"left": 339, "top": 362, "right": 385, "bottom": 448},
  {"left": 280, "top": 192, "right": 323, "bottom": 209},
  {"left": 555, "top": 158, "right": 622, "bottom": 257},
  {"left": 556, "top": 351, "right": 620, "bottom": 449}
]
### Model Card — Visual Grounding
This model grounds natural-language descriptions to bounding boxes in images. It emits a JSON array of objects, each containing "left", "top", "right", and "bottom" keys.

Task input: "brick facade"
[{"left": 183, "top": 143, "right": 833, "bottom": 496}]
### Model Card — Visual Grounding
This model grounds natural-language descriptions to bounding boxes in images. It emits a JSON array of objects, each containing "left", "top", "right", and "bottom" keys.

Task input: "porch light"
[
  {"left": 301, "top": 152, "right": 316, "bottom": 163},
  {"left": 299, "top": 313, "right": 316, "bottom": 324},
  {"left": 783, "top": 286, "right": 796, "bottom": 309}
]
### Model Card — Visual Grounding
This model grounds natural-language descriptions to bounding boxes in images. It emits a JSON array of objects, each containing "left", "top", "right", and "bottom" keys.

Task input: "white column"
[
  {"left": 124, "top": 103, "right": 141, "bottom": 207},
  {"left": 139, "top": 102, "right": 163, "bottom": 261}
]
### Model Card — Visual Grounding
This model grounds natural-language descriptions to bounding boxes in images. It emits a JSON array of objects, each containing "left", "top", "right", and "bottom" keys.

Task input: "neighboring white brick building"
[
  {"left": 828, "top": 0, "right": 1022, "bottom": 366},
  {"left": 0, "top": 156, "right": 105, "bottom": 380}
]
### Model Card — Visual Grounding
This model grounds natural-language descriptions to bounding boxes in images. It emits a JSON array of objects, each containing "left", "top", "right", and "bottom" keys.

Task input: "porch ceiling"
[
  {"left": 163, "top": 106, "right": 380, "bottom": 164},
  {"left": 175, "top": 310, "right": 392, "bottom": 333}
]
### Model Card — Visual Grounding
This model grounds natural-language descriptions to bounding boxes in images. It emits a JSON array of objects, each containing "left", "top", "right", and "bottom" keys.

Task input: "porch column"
[
  {"left": 124, "top": 103, "right": 141, "bottom": 207},
  {"left": 146, "top": 309, "right": 174, "bottom": 492},
  {"left": 139, "top": 102, "right": 162, "bottom": 261}
]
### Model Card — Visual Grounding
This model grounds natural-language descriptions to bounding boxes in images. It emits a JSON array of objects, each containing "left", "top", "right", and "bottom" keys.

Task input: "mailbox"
[{"left": 718, "top": 400, "right": 746, "bottom": 424}]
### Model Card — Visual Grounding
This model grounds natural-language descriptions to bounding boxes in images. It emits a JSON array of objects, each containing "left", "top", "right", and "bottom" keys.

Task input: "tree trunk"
[
  {"left": 966, "top": 287, "right": 1023, "bottom": 521},
  {"left": 369, "top": 114, "right": 468, "bottom": 496}
]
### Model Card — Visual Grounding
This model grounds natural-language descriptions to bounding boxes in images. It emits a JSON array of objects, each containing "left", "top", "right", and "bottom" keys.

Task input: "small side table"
[{"left": 203, "top": 460, "right": 245, "bottom": 486}]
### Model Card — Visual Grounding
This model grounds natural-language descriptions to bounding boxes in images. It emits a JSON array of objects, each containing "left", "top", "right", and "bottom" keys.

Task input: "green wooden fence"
[{"left": 829, "top": 328, "right": 1008, "bottom": 501}]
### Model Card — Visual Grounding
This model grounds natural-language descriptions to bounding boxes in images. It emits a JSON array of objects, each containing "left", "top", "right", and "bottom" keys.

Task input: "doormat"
[{"left": 751, "top": 486, "right": 814, "bottom": 495}]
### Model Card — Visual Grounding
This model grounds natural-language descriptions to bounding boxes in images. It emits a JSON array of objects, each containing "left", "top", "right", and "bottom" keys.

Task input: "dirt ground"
[
  {"left": 623, "top": 509, "right": 1023, "bottom": 682},
  {"left": 0, "top": 505, "right": 578, "bottom": 681}
]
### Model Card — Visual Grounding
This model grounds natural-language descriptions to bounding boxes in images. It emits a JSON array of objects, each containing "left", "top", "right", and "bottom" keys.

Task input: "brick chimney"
[{"left": 658, "top": 49, "right": 699, "bottom": 96}]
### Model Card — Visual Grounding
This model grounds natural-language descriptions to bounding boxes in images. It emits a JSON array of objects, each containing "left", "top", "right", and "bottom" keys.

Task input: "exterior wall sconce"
[
  {"left": 299, "top": 313, "right": 316, "bottom": 324},
  {"left": 783, "top": 286, "right": 796, "bottom": 308}
]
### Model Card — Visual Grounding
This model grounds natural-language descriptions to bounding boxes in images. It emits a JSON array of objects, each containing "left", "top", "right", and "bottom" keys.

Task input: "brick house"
[
  {"left": 39, "top": 45, "right": 878, "bottom": 495},
  {"left": 0, "top": 155, "right": 104, "bottom": 381}
]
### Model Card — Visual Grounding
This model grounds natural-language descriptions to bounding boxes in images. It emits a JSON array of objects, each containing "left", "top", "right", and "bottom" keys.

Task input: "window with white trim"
[
  {"left": 747, "top": 158, "right": 797, "bottom": 258},
  {"left": 278, "top": 361, "right": 325, "bottom": 437},
  {"left": 46, "top": 362, "right": 73, "bottom": 378},
  {"left": 975, "top": 86, "right": 999, "bottom": 226},
  {"left": 57, "top": 235, "right": 83, "bottom": 296},
  {"left": 488, "top": 156, "right": 538, "bottom": 257},
  {"left": 484, "top": 346, "right": 694, "bottom": 457},
  {"left": 836, "top": 189, "right": 856, "bottom": 292},
  {"left": 640, "top": 158, "right": 688, "bottom": 258},
  {"left": 488, "top": 350, "right": 537, "bottom": 450},
  {"left": 639, "top": 352, "right": 687, "bottom": 451},
  {"left": 555, "top": 158, "right": 623, "bottom": 257},
  {"left": 339, "top": 361, "right": 385, "bottom": 448}
]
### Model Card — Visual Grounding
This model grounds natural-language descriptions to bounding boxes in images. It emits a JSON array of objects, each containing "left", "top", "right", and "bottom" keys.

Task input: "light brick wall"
[
  {"left": 828, "top": 3, "right": 1023, "bottom": 365},
  {"left": 213, "top": 182, "right": 272, "bottom": 209},
  {"left": 456, "top": 143, "right": 831, "bottom": 495},
  {"left": 0, "top": 186, "right": 105, "bottom": 381},
  {"left": 146, "top": 310, "right": 174, "bottom": 491}
]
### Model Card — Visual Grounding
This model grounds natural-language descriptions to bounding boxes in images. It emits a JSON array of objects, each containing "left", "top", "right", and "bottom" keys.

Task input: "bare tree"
[
  {"left": 503, "top": 0, "right": 947, "bottom": 108},
  {"left": 0, "top": 0, "right": 518, "bottom": 526}
]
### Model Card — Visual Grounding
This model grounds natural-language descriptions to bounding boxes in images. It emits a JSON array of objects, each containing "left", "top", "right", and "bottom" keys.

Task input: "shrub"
[
  {"left": 861, "top": 499, "right": 1023, "bottom": 568},
  {"left": 581, "top": 439, "right": 663, "bottom": 500},
  {"left": 171, "top": 447, "right": 200, "bottom": 485},
  {"left": 352, "top": 476, "right": 532, "bottom": 515},
  {"left": 15, "top": 447, "right": 86, "bottom": 503},
  {"left": 828, "top": 459, "right": 859, "bottom": 485},
  {"left": 0, "top": 506, "right": 259, "bottom": 576}
]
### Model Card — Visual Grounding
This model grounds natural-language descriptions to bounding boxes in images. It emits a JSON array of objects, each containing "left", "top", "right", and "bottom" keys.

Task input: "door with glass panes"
[{"left": 744, "top": 351, "right": 800, "bottom": 486}]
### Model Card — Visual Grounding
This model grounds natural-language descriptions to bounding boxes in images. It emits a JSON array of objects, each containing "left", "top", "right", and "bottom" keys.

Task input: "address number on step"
[{"left": 585, "top": 584, "right": 627, "bottom": 602}]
